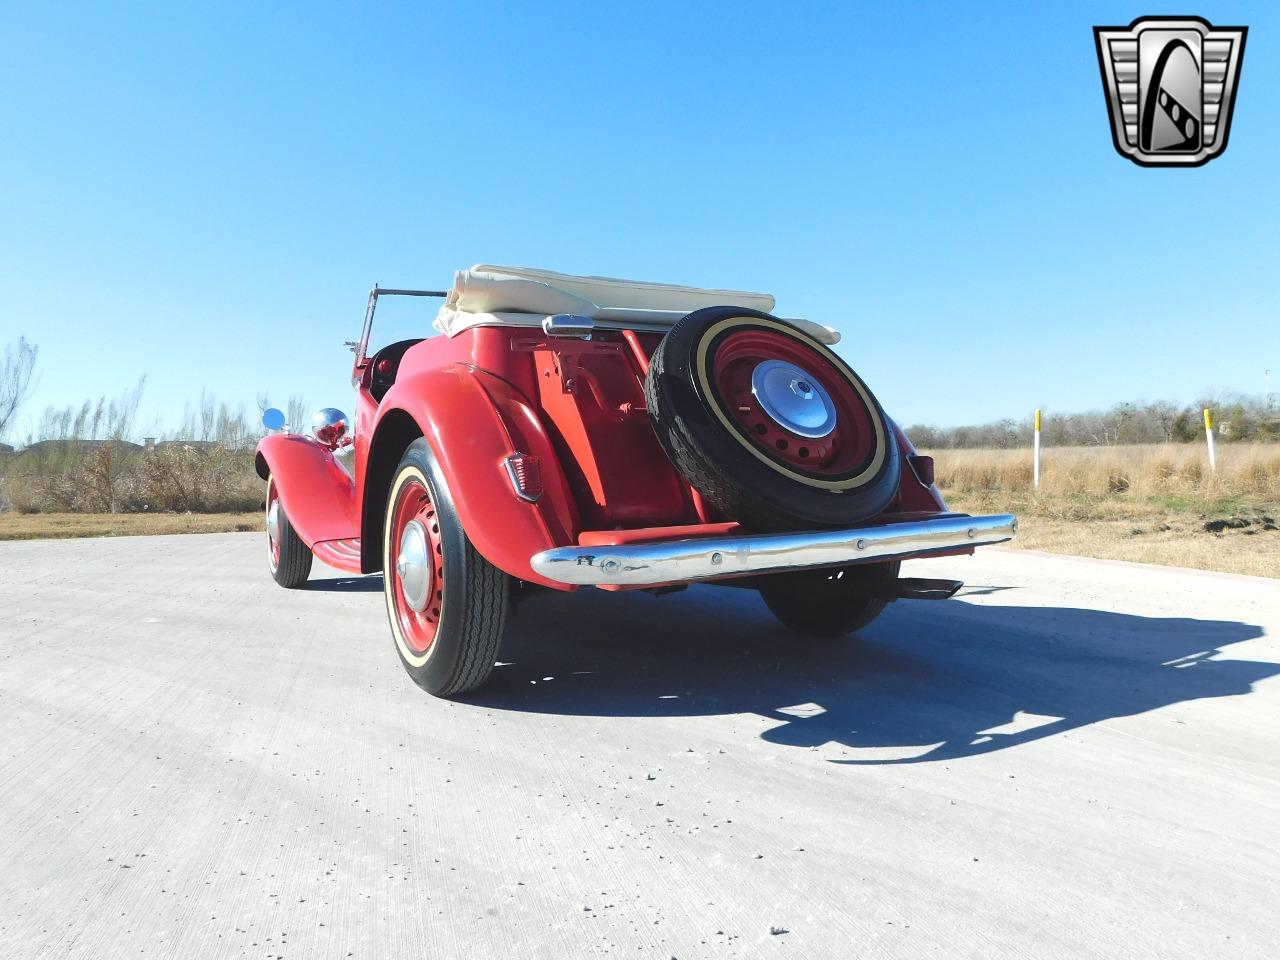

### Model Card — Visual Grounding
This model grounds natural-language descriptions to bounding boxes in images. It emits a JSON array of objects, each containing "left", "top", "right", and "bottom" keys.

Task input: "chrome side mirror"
[
  {"left": 311, "top": 407, "right": 350, "bottom": 448},
  {"left": 262, "top": 407, "right": 286, "bottom": 431}
]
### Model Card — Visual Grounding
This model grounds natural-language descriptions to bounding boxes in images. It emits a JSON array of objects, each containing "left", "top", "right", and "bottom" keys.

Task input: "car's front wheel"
[
  {"left": 758, "top": 561, "right": 900, "bottom": 637},
  {"left": 382, "top": 438, "right": 512, "bottom": 697},
  {"left": 266, "top": 477, "right": 312, "bottom": 588}
]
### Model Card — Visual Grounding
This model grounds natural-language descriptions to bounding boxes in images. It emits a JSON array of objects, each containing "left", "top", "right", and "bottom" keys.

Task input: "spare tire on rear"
[{"left": 644, "top": 306, "right": 900, "bottom": 531}]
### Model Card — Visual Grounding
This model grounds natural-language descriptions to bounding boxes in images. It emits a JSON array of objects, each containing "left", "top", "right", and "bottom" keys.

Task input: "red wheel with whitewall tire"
[
  {"left": 266, "top": 476, "right": 312, "bottom": 588},
  {"left": 382, "top": 438, "right": 512, "bottom": 697},
  {"left": 645, "top": 306, "right": 900, "bottom": 531}
]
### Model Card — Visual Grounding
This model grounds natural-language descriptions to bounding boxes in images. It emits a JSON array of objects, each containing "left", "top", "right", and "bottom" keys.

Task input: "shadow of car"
[{"left": 460, "top": 583, "right": 1273, "bottom": 765}]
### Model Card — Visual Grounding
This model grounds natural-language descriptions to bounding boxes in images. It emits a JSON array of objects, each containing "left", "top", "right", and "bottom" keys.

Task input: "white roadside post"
[
  {"left": 1033, "top": 408, "right": 1041, "bottom": 489},
  {"left": 1204, "top": 407, "right": 1216, "bottom": 472}
]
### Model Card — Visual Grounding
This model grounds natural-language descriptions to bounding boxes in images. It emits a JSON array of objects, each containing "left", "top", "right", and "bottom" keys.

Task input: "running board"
[{"left": 312, "top": 537, "right": 363, "bottom": 573}]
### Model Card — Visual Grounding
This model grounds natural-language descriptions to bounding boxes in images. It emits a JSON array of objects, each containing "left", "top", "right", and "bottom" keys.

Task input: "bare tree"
[
  {"left": 0, "top": 337, "right": 38, "bottom": 438},
  {"left": 287, "top": 396, "right": 310, "bottom": 434},
  {"left": 34, "top": 377, "right": 146, "bottom": 442},
  {"left": 198, "top": 389, "right": 217, "bottom": 441},
  {"left": 905, "top": 391, "right": 1279, "bottom": 449},
  {"left": 1144, "top": 400, "right": 1178, "bottom": 442}
]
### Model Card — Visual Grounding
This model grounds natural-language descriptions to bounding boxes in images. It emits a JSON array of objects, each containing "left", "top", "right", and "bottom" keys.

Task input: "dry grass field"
[
  {"left": 0, "top": 512, "right": 260, "bottom": 541},
  {"left": 1, "top": 443, "right": 1275, "bottom": 578},
  {"left": 930, "top": 443, "right": 1280, "bottom": 578}
]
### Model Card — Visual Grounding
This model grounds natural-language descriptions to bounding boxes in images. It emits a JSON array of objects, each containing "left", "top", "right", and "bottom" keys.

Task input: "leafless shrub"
[
  {"left": 2, "top": 384, "right": 266, "bottom": 514},
  {"left": 7, "top": 443, "right": 261, "bottom": 514},
  {"left": 127, "top": 444, "right": 261, "bottom": 512}
]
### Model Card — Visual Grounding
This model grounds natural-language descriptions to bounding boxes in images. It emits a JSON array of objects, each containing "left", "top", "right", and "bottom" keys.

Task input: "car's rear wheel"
[
  {"left": 266, "top": 477, "right": 312, "bottom": 588},
  {"left": 383, "top": 438, "right": 512, "bottom": 697},
  {"left": 645, "top": 307, "right": 900, "bottom": 531},
  {"left": 758, "top": 561, "right": 900, "bottom": 637}
]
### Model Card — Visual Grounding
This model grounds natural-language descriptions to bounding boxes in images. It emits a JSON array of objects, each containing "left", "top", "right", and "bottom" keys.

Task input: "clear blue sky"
[{"left": 1, "top": 1, "right": 1276, "bottom": 439}]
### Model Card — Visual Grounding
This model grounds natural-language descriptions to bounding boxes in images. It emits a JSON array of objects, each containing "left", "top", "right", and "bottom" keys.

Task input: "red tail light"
[{"left": 504, "top": 453, "right": 543, "bottom": 502}]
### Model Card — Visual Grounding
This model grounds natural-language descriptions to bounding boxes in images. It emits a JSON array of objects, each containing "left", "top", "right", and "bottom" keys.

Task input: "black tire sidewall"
[
  {"left": 382, "top": 438, "right": 504, "bottom": 696},
  {"left": 268, "top": 476, "right": 312, "bottom": 588},
  {"left": 384, "top": 439, "right": 466, "bottom": 691},
  {"left": 648, "top": 307, "right": 900, "bottom": 529},
  {"left": 759, "top": 561, "right": 900, "bottom": 637}
]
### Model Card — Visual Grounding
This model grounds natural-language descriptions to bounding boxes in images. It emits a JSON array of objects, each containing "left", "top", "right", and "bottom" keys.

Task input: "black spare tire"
[{"left": 644, "top": 306, "right": 900, "bottom": 531}]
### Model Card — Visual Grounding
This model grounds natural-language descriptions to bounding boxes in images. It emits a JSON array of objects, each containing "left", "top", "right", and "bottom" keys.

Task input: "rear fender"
[
  {"left": 255, "top": 433, "right": 359, "bottom": 547},
  {"left": 890, "top": 420, "right": 949, "bottom": 513},
  {"left": 360, "top": 364, "right": 580, "bottom": 589}
]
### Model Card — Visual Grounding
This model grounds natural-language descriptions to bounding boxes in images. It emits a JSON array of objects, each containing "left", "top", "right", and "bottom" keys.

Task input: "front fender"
[
  {"left": 255, "top": 433, "right": 359, "bottom": 547},
  {"left": 364, "top": 364, "right": 580, "bottom": 589}
]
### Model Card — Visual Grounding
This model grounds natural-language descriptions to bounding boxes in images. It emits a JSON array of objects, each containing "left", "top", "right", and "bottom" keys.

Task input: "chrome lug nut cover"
[
  {"left": 396, "top": 519, "right": 432, "bottom": 612},
  {"left": 267, "top": 500, "right": 281, "bottom": 546},
  {"left": 750, "top": 359, "right": 838, "bottom": 439}
]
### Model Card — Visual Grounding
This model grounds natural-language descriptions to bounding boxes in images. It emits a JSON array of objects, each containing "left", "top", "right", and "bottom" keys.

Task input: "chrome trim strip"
[{"left": 530, "top": 514, "right": 1017, "bottom": 586}]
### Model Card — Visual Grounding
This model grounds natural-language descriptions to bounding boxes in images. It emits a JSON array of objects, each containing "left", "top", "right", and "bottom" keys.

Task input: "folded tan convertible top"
[{"left": 434, "top": 265, "right": 839, "bottom": 345}]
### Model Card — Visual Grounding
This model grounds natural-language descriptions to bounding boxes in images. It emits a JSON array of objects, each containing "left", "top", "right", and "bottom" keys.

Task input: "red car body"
[
  {"left": 255, "top": 267, "right": 1015, "bottom": 695},
  {"left": 258, "top": 325, "right": 968, "bottom": 586}
]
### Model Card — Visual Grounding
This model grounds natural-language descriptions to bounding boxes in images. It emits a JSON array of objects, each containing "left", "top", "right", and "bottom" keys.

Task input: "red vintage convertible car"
[{"left": 256, "top": 266, "right": 1016, "bottom": 696}]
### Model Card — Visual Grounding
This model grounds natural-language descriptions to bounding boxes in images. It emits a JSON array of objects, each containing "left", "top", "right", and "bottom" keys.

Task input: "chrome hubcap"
[
  {"left": 751, "top": 359, "right": 837, "bottom": 439},
  {"left": 396, "top": 519, "right": 432, "bottom": 612},
  {"left": 267, "top": 500, "right": 281, "bottom": 547}
]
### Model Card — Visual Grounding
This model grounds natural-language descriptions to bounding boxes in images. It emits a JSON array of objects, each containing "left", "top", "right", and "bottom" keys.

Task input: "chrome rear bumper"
[{"left": 530, "top": 514, "right": 1017, "bottom": 587}]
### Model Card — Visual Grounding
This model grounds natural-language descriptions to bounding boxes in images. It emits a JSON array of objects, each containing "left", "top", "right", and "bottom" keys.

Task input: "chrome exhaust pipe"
[{"left": 877, "top": 577, "right": 964, "bottom": 601}]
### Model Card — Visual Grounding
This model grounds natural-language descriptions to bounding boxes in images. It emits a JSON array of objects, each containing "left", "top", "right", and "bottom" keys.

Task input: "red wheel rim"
[
  {"left": 388, "top": 477, "right": 445, "bottom": 655},
  {"left": 707, "top": 328, "right": 876, "bottom": 477},
  {"left": 266, "top": 479, "right": 282, "bottom": 568}
]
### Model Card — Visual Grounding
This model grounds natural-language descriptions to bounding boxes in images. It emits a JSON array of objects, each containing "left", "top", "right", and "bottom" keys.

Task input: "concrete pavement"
[{"left": 1, "top": 533, "right": 1278, "bottom": 958}]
